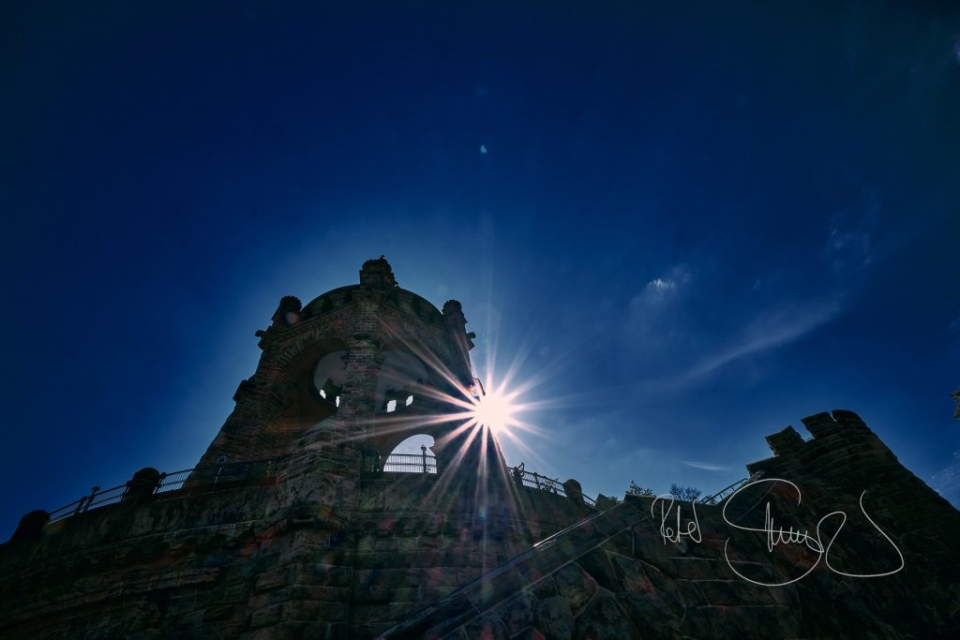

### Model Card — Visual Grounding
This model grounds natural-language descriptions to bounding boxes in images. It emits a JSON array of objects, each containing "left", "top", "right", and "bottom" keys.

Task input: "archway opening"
[
  {"left": 376, "top": 350, "right": 429, "bottom": 413},
  {"left": 383, "top": 434, "right": 436, "bottom": 474},
  {"left": 313, "top": 350, "right": 346, "bottom": 408}
]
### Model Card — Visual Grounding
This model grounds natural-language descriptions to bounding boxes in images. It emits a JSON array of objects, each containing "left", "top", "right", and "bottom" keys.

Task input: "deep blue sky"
[{"left": 2, "top": 1, "right": 959, "bottom": 537}]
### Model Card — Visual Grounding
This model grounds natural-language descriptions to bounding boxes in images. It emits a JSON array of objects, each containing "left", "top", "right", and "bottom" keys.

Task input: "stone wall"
[{"left": 0, "top": 449, "right": 590, "bottom": 640}]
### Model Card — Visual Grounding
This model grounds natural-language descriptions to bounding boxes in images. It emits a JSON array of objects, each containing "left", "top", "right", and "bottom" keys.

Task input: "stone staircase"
[{"left": 377, "top": 501, "right": 643, "bottom": 639}]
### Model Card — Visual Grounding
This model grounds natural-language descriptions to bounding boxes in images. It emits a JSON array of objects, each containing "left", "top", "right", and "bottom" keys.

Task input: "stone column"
[{"left": 338, "top": 334, "right": 383, "bottom": 443}]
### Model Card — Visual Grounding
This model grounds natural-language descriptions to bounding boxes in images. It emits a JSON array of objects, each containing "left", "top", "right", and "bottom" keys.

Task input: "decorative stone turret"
[
  {"left": 358, "top": 255, "right": 397, "bottom": 289},
  {"left": 270, "top": 295, "right": 303, "bottom": 328}
]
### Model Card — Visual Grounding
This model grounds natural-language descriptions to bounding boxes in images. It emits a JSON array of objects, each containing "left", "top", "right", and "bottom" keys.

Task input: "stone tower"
[{"left": 191, "top": 256, "right": 500, "bottom": 485}]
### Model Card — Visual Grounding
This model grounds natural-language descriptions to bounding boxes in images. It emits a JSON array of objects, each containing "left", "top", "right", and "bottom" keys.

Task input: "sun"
[{"left": 470, "top": 387, "right": 518, "bottom": 434}]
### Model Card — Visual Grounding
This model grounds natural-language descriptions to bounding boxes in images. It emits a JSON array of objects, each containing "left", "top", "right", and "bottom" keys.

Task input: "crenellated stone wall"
[{"left": 379, "top": 410, "right": 960, "bottom": 640}]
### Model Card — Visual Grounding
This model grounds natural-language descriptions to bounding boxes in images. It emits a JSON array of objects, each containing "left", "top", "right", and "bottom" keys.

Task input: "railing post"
[
  {"left": 81, "top": 485, "right": 100, "bottom": 513},
  {"left": 154, "top": 473, "right": 168, "bottom": 494}
]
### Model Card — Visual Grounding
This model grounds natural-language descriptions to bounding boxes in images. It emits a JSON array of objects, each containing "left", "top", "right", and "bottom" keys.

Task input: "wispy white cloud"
[
  {"left": 629, "top": 266, "right": 691, "bottom": 309},
  {"left": 631, "top": 296, "right": 846, "bottom": 393},
  {"left": 648, "top": 278, "right": 676, "bottom": 293},
  {"left": 623, "top": 261, "right": 846, "bottom": 389},
  {"left": 623, "top": 265, "right": 692, "bottom": 355},
  {"left": 683, "top": 297, "right": 844, "bottom": 381},
  {"left": 681, "top": 460, "right": 730, "bottom": 472},
  {"left": 826, "top": 227, "right": 872, "bottom": 270}
]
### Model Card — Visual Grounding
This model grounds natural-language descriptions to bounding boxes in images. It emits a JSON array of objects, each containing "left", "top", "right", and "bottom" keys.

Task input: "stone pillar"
[
  {"left": 124, "top": 467, "right": 162, "bottom": 501},
  {"left": 339, "top": 334, "right": 383, "bottom": 442},
  {"left": 10, "top": 510, "right": 49, "bottom": 543},
  {"left": 563, "top": 479, "right": 585, "bottom": 507},
  {"left": 441, "top": 300, "right": 475, "bottom": 386}
]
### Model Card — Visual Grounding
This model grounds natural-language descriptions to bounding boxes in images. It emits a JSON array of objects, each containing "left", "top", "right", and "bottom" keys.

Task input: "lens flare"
[
  {"left": 353, "top": 313, "right": 563, "bottom": 501},
  {"left": 471, "top": 387, "right": 518, "bottom": 434}
]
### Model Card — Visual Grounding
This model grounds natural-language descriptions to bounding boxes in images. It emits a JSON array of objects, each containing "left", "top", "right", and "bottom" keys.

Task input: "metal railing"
[
  {"left": 381, "top": 453, "right": 437, "bottom": 474},
  {"left": 509, "top": 466, "right": 598, "bottom": 507},
  {"left": 155, "top": 468, "right": 193, "bottom": 493},
  {"left": 48, "top": 471, "right": 191, "bottom": 524},
  {"left": 47, "top": 459, "right": 281, "bottom": 524},
  {"left": 48, "top": 484, "right": 127, "bottom": 523},
  {"left": 518, "top": 470, "right": 564, "bottom": 495},
  {"left": 699, "top": 471, "right": 765, "bottom": 506},
  {"left": 46, "top": 453, "right": 597, "bottom": 526}
]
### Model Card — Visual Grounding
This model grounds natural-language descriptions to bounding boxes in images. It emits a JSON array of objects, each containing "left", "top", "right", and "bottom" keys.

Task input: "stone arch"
[
  {"left": 368, "top": 411, "right": 471, "bottom": 474},
  {"left": 269, "top": 335, "right": 350, "bottom": 432},
  {"left": 313, "top": 350, "right": 346, "bottom": 409},
  {"left": 273, "top": 329, "right": 351, "bottom": 384},
  {"left": 383, "top": 434, "right": 437, "bottom": 474}
]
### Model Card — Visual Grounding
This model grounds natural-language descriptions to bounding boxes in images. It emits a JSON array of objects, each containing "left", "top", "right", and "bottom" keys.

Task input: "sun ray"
[{"left": 351, "top": 304, "right": 588, "bottom": 520}]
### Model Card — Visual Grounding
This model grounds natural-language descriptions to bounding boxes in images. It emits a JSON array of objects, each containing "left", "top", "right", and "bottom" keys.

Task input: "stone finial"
[
  {"left": 271, "top": 296, "right": 302, "bottom": 328},
  {"left": 278, "top": 295, "right": 302, "bottom": 312},
  {"left": 442, "top": 300, "right": 463, "bottom": 315},
  {"left": 360, "top": 256, "right": 398, "bottom": 289}
]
